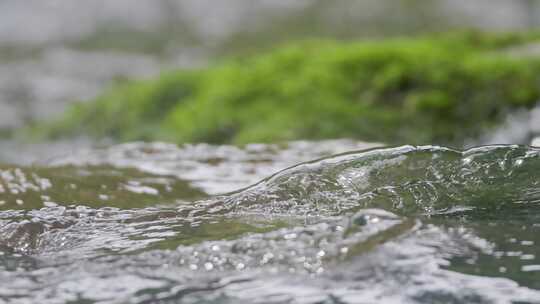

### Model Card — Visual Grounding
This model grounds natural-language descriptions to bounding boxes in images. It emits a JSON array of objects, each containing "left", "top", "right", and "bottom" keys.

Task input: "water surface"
[{"left": 0, "top": 141, "right": 539, "bottom": 303}]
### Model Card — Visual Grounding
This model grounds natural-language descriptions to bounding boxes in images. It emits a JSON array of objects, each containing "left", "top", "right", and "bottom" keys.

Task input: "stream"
[{"left": 0, "top": 141, "right": 539, "bottom": 303}]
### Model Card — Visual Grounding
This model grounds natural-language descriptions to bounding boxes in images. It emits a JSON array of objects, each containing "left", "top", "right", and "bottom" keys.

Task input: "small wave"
[{"left": 1, "top": 143, "right": 540, "bottom": 303}]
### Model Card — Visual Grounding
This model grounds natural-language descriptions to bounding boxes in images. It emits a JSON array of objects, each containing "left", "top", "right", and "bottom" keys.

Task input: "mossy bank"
[{"left": 31, "top": 32, "right": 540, "bottom": 146}]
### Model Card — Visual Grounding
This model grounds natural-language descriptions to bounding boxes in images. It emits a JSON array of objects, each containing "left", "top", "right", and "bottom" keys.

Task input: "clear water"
[{"left": 1, "top": 141, "right": 539, "bottom": 303}]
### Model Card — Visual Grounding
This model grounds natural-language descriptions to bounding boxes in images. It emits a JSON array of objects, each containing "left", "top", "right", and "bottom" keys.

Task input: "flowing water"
[{"left": 0, "top": 141, "right": 540, "bottom": 303}]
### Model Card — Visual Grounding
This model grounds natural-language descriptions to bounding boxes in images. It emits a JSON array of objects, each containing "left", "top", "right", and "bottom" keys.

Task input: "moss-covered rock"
[{"left": 31, "top": 32, "right": 540, "bottom": 145}]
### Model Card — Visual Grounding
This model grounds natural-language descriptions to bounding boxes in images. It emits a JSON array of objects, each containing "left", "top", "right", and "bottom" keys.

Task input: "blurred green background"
[{"left": 3, "top": 0, "right": 540, "bottom": 147}]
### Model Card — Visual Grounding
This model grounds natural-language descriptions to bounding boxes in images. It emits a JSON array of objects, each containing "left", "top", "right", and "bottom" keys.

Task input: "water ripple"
[{"left": 0, "top": 143, "right": 539, "bottom": 303}]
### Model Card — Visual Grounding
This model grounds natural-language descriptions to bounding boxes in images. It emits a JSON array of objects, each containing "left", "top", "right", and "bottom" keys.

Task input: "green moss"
[
  {"left": 30, "top": 32, "right": 540, "bottom": 145},
  {"left": 37, "top": 70, "right": 202, "bottom": 141}
]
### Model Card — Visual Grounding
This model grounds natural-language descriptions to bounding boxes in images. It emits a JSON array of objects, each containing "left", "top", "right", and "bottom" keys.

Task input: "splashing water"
[{"left": 1, "top": 142, "right": 540, "bottom": 303}]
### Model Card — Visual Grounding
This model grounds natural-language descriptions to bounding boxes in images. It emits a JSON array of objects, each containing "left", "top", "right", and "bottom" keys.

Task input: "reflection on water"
[
  {"left": 1, "top": 142, "right": 540, "bottom": 303},
  {"left": 0, "top": 165, "right": 205, "bottom": 210}
]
